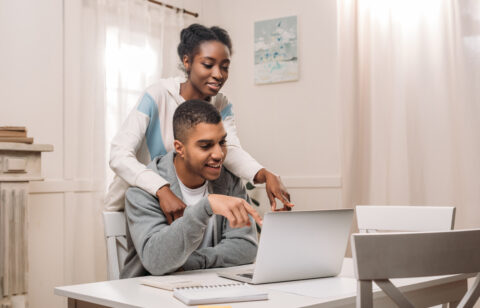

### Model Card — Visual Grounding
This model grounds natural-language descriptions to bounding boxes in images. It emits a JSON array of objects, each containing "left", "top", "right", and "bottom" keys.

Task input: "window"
[{"left": 104, "top": 26, "right": 159, "bottom": 184}]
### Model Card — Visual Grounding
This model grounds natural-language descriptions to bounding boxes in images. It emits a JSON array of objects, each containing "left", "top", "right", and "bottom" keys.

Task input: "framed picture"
[{"left": 254, "top": 15, "right": 298, "bottom": 84}]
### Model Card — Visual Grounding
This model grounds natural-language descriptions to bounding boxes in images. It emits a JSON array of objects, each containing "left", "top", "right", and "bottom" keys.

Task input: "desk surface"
[{"left": 54, "top": 259, "right": 471, "bottom": 308}]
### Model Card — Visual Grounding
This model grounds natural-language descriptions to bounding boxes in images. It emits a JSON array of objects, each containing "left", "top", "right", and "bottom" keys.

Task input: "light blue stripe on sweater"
[
  {"left": 220, "top": 103, "right": 233, "bottom": 119},
  {"left": 137, "top": 93, "right": 167, "bottom": 159}
]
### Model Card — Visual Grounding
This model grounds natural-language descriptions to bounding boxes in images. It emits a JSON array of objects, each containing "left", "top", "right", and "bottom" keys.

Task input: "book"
[
  {"left": 0, "top": 126, "right": 27, "bottom": 132},
  {"left": 0, "top": 137, "right": 34, "bottom": 144},
  {"left": 173, "top": 283, "right": 268, "bottom": 305},
  {"left": 0, "top": 130, "right": 27, "bottom": 137},
  {"left": 0, "top": 126, "right": 27, "bottom": 138}
]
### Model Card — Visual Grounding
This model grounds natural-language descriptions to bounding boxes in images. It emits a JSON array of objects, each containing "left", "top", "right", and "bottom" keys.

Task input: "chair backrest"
[
  {"left": 102, "top": 211, "right": 128, "bottom": 280},
  {"left": 351, "top": 229, "right": 480, "bottom": 308},
  {"left": 356, "top": 205, "right": 455, "bottom": 233}
]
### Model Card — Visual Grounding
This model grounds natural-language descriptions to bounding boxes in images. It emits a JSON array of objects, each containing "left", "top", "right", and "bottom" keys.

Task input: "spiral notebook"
[{"left": 173, "top": 283, "right": 268, "bottom": 305}]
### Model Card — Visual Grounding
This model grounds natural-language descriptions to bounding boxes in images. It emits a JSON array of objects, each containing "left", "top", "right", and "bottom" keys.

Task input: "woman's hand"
[
  {"left": 156, "top": 185, "right": 187, "bottom": 224},
  {"left": 254, "top": 169, "right": 294, "bottom": 211}
]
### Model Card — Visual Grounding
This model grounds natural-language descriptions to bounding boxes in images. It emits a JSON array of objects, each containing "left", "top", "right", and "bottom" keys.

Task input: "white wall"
[
  {"left": 0, "top": 0, "right": 341, "bottom": 307},
  {"left": 0, "top": 0, "right": 64, "bottom": 176},
  {"left": 0, "top": 1, "right": 69, "bottom": 307},
  {"left": 0, "top": 1, "right": 203, "bottom": 307},
  {"left": 201, "top": 0, "right": 341, "bottom": 213},
  {"left": 1, "top": 1, "right": 107, "bottom": 307}
]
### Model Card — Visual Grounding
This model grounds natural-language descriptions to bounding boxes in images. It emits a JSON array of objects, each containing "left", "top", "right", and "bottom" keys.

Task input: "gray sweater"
[{"left": 120, "top": 151, "right": 258, "bottom": 278}]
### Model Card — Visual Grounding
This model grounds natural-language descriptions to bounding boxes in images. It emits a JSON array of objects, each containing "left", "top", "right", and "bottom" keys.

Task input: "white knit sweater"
[{"left": 105, "top": 77, "right": 263, "bottom": 211}]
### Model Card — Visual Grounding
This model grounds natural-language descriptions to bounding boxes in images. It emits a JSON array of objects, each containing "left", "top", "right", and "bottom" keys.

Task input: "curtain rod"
[{"left": 147, "top": 0, "right": 199, "bottom": 18}]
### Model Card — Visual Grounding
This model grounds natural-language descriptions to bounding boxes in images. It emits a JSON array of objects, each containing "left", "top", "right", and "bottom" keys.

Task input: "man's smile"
[{"left": 205, "top": 162, "right": 222, "bottom": 169}]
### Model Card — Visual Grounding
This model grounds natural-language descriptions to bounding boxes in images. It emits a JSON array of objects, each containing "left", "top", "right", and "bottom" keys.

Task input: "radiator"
[
  {"left": 0, "top": 143, "right": 52, "bottom": 308},
  {"left": 0, "top": 185, "right": 28, "bottom": 306}
]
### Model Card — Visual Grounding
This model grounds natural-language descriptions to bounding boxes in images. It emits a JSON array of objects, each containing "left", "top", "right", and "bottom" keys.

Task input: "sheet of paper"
[
  {"left": 142, "top": 272, "right": 236, "bottom": 287},
  {"left": 262, "top": 277, "right": 362, "bottom": 300}
]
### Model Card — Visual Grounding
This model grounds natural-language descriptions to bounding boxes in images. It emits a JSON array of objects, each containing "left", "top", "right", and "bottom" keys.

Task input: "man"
[{"left": 121, "top": 100, "right": 262, "bottom": 278}]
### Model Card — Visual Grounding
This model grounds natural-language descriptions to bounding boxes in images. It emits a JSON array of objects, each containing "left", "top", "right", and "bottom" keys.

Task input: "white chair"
[
  {"left": 351, "top": 229, "right": 480, "bottom": 308},
  {"left": 355, "top": 205, "right": 457, "bottom": 308},
  {"left": 356, "top": 205, "right": 455, "bottom": 233},
  {"left": 102, "top": 211, "right": 128, "bottom": 280}
]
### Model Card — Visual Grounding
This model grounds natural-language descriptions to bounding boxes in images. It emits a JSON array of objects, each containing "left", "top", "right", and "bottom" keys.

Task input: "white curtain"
[
  {"left": 338, "top": 0, "right": 480, "bottom": 229},
  {"left": 62, "top": 0, "right": 187, "bottom": 284},
  {"left": 76, "top": 0, "right": 186, "bottom": 192},
  {"left": 99, "top": 0, "right": 186, "bottom": 184}
]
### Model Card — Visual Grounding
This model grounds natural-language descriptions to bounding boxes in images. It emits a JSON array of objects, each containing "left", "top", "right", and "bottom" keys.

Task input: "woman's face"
[{"left": 184, "top": 40, "right": 230, "bottom": 99}]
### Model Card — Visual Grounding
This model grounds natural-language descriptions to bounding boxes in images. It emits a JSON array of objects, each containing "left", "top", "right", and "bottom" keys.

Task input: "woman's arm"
[
  {"left": 220, "top": 102, "right": 293, "bottom": 211},
  {"left": 109, "top": 90, "right": 186, "bottom": 221},
  {"left": 221, "top": 111, "right": 264, "bottom": 181},
  {"left": 109, "top": 96, "right": 168, "bottom": 195}
]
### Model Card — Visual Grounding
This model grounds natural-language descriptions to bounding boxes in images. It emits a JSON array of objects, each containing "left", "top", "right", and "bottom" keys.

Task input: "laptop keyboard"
[{"left": 239, "top": 272, "right": 253, "bottom": 279}]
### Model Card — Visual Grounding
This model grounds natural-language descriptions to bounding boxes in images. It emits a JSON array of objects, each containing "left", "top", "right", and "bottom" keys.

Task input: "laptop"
[{"left": 218, "top": 209, "right": 353, "bottom": 284}]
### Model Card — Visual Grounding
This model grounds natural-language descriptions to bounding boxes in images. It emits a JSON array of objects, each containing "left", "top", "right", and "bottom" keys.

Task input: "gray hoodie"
[{"left": 120, "top": 151, "right": 258, "bottom": 278}]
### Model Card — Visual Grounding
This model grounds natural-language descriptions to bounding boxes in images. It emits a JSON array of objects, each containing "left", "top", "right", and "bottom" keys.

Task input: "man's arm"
[
  {"left": 182, "top": 174, "right": 258, "bottom": 271},
  {"left": 125, "top": 187, "right": 212, "bottom": 275},
  {"left": 183, "top": 217, "right": 258, "bottom": 270}
]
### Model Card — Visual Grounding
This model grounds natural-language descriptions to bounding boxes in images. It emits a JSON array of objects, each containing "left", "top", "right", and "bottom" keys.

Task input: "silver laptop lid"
[{"left": 251, "top": 209, "right": 353, "bottom": 284}]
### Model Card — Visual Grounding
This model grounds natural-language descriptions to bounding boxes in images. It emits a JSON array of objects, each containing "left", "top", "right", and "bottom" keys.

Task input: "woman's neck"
[{"left": 180, "top": 81, "right": 211, "bottom": 101}]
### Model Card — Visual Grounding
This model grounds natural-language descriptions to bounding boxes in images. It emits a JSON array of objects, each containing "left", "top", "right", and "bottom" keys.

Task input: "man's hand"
[
  {"left": 254, "top": 169, "right": 294, "bottom": 212},
  {"left": 156, "top": 185, "right": 187, "bottom": 224},
  {"left": 208, "top": 194, "right": 263, "bottom": 228}
]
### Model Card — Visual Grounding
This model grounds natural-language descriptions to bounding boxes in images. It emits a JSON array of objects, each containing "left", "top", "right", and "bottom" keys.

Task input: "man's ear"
[
  {"left": 174, "top": 140, "right": 185, "bottom": 158},
  {"left": 182, "top": 55, "right": 190, "bottom": 73}
]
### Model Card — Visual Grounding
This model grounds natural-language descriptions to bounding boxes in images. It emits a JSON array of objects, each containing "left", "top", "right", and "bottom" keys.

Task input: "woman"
[{"left": 105, "top": 24, "right": 293, "bottom": 223}]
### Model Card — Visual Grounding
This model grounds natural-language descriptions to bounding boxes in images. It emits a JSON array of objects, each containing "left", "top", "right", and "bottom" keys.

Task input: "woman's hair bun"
[{"left": 177, "top": 24, "right": 233, "bottom": 63}]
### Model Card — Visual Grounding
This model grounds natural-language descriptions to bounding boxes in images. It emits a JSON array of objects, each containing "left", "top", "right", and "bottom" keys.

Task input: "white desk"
[{"left": 54, "top": 259, "right": 471, "bottom": 308}]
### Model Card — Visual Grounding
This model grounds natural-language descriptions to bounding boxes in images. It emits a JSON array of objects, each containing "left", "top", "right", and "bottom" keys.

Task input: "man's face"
[{"left": 178, "top": 122, "right": 228, "bottom": 183}]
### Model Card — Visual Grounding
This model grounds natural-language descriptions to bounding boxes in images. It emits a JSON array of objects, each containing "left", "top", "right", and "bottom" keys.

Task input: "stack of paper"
[{"left": 173, "top": 283, "right": 268, "bottom": 305}]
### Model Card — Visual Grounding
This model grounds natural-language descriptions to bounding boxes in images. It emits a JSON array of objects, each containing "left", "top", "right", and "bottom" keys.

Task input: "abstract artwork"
[{"left": 254, "top": 15, "right": 298, "bottom": 84}]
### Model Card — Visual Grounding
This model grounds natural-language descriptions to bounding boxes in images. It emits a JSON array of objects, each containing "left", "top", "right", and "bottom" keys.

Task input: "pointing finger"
[{"left": 243, "top": 201, "right": 263, "bottom": 226}]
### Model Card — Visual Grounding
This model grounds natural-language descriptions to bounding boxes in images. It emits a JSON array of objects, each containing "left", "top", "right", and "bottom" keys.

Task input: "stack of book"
[{"left": 0, "top": 126, "right": 34, "bottom": 144}]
